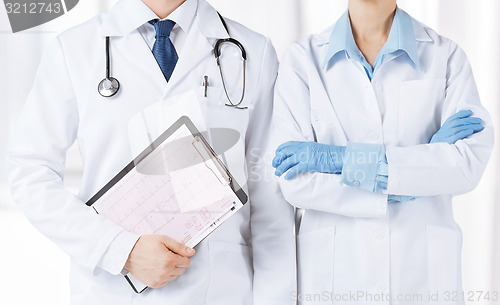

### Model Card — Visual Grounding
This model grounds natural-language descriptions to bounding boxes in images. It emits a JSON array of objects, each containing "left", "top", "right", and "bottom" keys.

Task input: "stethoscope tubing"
[
  {"left": 98, "top": 36, "right": 120, "bottom": 98},
  {"left": 214, "top": 38, "right": 247, "bottom": 109},
  {"left": 98, "top": 15, "right": 247, "bottom": 108}
]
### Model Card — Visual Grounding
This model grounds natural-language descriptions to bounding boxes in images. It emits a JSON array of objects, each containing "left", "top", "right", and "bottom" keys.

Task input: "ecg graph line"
[{"left": 94, "top": 125, "right": 238, "bottom": 244}]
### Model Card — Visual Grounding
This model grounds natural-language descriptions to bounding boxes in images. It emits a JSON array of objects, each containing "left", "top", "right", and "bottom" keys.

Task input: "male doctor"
[
  {"left": 271, "top": 0, "right": 493, "bottom": 304},
  {"left": 7, "top": 0, "right": 295, "bottom": 304}
]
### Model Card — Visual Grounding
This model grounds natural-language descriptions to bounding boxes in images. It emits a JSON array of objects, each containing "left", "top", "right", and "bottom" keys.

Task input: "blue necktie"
[{"left": 149, "top": 19, "right": 178, "bottom": 82}]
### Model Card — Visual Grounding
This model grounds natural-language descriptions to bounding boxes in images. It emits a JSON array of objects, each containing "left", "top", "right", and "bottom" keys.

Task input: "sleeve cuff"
[
  {"left": 375, "top": 162, "right": 389, "bottom": 192},
  {"left": 342, "top": 142, "right": 386, "bottom": 192},
  {"left": 97, "top": 230, "right": 140, "bottom": 275},
  {"left": 388, "top": 195, "right": 417, "bottom": 202}
]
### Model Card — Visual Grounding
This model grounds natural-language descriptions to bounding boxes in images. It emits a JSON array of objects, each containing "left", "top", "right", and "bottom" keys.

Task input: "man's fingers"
[
  {"left": 156, "top": 279, "right": 173, "bottom": 287},
  {"left": 170, "top": 255, "right": 191, "bottom": 268},
  {"left": 170, "top": 267, "right": 186, "bottom": 276},
  {"left": 125, "top": 235, "right": 192, "bottom": 288},
  {"left": 149, "top": 281, "right": 167, "bottom": 289},
  {"left": 160, "top": 235, "right": 195, "bottom": 257},
  {"left": 167, "top": 275, "right": 179, "bottom": 282}
]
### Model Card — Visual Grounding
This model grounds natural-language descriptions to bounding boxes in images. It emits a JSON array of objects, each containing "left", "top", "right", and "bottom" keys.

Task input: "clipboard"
[{"left": 86, "top": 116, "right": 248, "bottom": 293}]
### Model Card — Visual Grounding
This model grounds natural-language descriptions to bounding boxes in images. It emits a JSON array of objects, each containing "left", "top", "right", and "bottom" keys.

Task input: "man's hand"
[{"left": 124, "top": 234, "right": 195, "bottom": 288}]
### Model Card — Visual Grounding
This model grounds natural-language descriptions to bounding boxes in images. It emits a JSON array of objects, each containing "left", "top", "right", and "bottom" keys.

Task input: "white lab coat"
[
  {"left": 7, "top": 0, "right": 296, "bottom": 304},
  {"left": 271, "top": 16, "right": 493, "bottom": 305}
]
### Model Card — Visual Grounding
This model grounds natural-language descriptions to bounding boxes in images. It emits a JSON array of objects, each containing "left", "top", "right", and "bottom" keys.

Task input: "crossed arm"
[
  {"left": 272, "top": 109, "right": 484, "bottom": 201},
  {"left": 271, "top": 44, "right": 494, "bottom": 215}
]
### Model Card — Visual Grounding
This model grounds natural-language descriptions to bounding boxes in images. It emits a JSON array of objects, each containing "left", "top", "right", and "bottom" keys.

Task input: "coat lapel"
[
  {"left": 167, "top": 0, "right": 229, "bottom": 89},
  {"left": 98, "top": 0, "right": 230, "bottom": 96},
  {"left": 99, "top": 0, "right": 167, "bottom": 93},
  {"left": 117, "top": 31, "right": 168, "bottom": 92}
]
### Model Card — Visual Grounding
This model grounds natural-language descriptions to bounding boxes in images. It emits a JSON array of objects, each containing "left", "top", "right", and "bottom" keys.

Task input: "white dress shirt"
[{"left": 137, "top": 0, "right": 197, "bottom": 54}]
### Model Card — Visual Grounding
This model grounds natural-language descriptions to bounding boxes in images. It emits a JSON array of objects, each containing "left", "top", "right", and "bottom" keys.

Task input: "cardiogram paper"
[{"left": 92, "top": 125, "right": 241, "bottom": 246}]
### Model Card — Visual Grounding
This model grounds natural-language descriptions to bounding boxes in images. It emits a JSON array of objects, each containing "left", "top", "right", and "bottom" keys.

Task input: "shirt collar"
[
  {"left": 322, "top": 11, "right": 354, "bottom": 67},
  {"left": 100, "top": 0, "right": 196, "bottom": 37},
  {"left": 323, "top": 7, "right": 422, "bottom": 71},
  {"left": 383, "top": 8, "right": 421, "bottom": 70},
  {"left": 156, "top": 0, "right": 197, "bottom": 35}
]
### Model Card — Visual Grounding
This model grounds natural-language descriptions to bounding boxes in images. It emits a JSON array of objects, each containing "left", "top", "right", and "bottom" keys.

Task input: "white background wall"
[{"left": 0, "top": 1, "right": 498, "bottom": 304}]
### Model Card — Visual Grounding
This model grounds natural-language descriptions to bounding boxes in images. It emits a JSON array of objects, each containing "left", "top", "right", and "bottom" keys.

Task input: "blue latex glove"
[
  {"left": 374, "top": 163, "right": 416, "bottom": 202},
  {"left": 430, "top": 110, "right": 483, "bottom": 144},
  {"left": 272, "top": 141, "right": 346, "bottom": 180},
  {"left": 388, "top": 195, "right": 416, "bottom": 202}
]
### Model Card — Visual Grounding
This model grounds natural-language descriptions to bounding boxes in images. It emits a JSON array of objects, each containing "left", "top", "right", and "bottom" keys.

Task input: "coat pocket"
[
  {"left": 206, "top": 240, "right": 253, "bottom": 305},
  {"left": 398, "top": 79, "right": 446, "bottom": 146},
  {"left": 310, "top": 108, "right": 347, "bottom": 145},
  {"left": 297, "top": 227, "right": 335, "bottom": 305},
  {"left": 426, "top": 224, "right": 463, "bottom": 302},
  {"left": 200, "top": 89, "right": 250, "bottom": 189}
]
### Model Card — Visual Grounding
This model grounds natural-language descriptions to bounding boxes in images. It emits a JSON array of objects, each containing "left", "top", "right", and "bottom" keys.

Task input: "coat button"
[
  {"left": 354, "top": 180, "right": 361, "bottom": 187},
  {"left": 368, "top": 130, "right": 382, "bottom": 142}
]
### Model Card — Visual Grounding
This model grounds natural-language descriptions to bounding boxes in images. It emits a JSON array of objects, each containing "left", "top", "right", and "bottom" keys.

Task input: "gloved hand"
[
  {"left": 375, "top": 168, "right": 416, "bottom": 202},
  {"left": 272, "top": 141, "right": 346, "bottom": 180},
  {"left": 388, "top": 195, "right": 416, "bottom": 203},
  {"left": 430, "top": 110, "right": 483, "bottom": 144}
]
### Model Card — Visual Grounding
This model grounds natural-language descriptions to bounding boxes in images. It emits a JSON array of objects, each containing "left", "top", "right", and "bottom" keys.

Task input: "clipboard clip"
[{"left": 192, "top": 136, "right": 232, "bottom": 185}]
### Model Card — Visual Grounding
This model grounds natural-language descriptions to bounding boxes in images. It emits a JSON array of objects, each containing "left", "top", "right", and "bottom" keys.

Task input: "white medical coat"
[
  {"left": 271, "top": 16, "right": 493, "bottom": 305},
  {"left": 7, "top": 0, "right": 296, "bottom": 304}
]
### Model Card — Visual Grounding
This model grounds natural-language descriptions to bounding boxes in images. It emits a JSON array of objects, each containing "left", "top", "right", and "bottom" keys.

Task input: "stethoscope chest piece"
[
  {"left": 97, "top": 15, "right": 245, "bottom": 105},
  {"left": 98, "top": 36, "right": 120, "bottom": 98},
  {"left": 98, "top": 77, "right": 120, "bottom": 97}
]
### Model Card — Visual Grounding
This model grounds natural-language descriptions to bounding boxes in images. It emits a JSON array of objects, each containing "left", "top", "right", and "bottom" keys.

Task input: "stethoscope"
[
  {"left": 98, "top": 37, "right": 120, "bottom": 98},
  {"left": 98, "top": 13, "right": 247, "bottom": 109}
]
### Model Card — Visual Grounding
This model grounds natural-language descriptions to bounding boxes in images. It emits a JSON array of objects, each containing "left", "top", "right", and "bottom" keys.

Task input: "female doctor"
[
  {"left": 271, "top": 0, "right": 493, "bottom": 304},
  {"left": 7, "top": 0, "right": 296, "bottom": 304}
]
